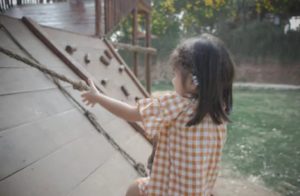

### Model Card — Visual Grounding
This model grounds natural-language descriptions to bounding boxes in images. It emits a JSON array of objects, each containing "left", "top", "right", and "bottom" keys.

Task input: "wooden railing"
[
  {"left": 0, "top": 0, "right": 66, "bottom": 12},
  {"left": 95, "top": 0, "right": 151, "bottom": 36},
  {"left": 104, "top": 0, "right": 137, "bottom": 34},
  {"left": 95, "top": 0, "right": 154, "bottom": 93},
  {"left": 0, "top": 0, "right": 13, "bottom": 12}
]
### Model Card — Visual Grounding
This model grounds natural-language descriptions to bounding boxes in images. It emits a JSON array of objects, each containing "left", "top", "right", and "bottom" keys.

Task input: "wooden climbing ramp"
[{"left": 0, "top": 15, "right": 152, "bottom": 196}]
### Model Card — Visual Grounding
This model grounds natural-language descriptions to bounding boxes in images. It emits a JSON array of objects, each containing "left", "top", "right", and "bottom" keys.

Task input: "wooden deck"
[{"left": 4, "top": 0, "right": 102, "bottom": 36}]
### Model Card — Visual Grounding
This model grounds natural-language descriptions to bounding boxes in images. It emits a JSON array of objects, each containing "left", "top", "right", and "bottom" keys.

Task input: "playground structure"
[{"left": 0, "top": 1, "right": 282, "bottom": 195}]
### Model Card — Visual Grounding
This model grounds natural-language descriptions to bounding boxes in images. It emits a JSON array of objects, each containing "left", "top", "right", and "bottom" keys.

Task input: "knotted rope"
[
  {"left": 0, "top": 46, "right": 89, "bottom": 91},
  {"left": 0, "top": 46, "right": 148, "bottom": 177}
]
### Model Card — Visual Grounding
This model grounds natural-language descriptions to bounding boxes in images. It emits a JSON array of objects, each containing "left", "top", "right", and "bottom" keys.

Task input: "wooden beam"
[
  {"left": 112, "top": 42, "right": 156, "bottom": 55},
  {"left": 95, "top": 0, "right": 102, "bottom": 37},
  {"left": 145, "top": 12, "right": 151, "bottom": 93},
  {"left": 132, "top": 8, "right": 138, "bottom": 77},
  {"left": 138, "top": 0, "right": 151, "bottom": 14}
]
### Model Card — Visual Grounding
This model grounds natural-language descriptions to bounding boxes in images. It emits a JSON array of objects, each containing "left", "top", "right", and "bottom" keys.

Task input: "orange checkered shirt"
[{"left": 137, "top": 92, "right": 227, "bottom": 196}]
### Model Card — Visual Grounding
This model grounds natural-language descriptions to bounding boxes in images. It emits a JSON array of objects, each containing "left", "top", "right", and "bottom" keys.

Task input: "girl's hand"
[{"left": 81, "top": 79, "right": 100, "bottom": 107}]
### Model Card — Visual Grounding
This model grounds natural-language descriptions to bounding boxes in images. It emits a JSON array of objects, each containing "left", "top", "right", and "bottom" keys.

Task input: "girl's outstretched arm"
[{"left": 81, "top": 79, "right": 142, "bottom": 122}]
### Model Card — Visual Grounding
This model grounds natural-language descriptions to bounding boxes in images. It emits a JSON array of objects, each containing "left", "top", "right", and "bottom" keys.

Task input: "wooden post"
[
  {"left": 132, "top": 8, "right": 138, "bottom": 77},
  {"left": 145, "top": 12, "right": 151, "bottom": 93},
  {"left": 105, "top": 0, "right": 113, "bottom": 34},
  {"left": 95, "top": 0, "right": 101, "bottom": 37}
]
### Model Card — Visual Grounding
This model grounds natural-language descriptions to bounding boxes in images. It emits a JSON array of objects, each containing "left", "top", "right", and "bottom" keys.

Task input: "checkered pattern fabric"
[{"left": 137, "top": 92, "right": 227, "bottom": 196}]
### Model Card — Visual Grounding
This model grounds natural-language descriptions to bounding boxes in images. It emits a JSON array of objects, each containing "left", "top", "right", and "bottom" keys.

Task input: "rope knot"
[
  {"left": 73, "top": 80, "right": 89, "bottom": 91},
  {"left": 134, "top": 162, "right": 148, "bottom": 177}
]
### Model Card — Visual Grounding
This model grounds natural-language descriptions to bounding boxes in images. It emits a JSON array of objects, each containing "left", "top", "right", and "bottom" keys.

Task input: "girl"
[{"left": 81, "top": 33, "right": 235, "bottom": 196}]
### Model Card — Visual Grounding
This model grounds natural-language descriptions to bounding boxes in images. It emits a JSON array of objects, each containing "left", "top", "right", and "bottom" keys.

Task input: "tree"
[{"left": 256, "top": 0, "right": 300, "bottom": 20}]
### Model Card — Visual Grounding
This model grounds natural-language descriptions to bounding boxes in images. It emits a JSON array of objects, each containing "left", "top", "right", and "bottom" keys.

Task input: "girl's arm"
[{"left": 81, "top": 79, "right": 142, "bottom": 122}]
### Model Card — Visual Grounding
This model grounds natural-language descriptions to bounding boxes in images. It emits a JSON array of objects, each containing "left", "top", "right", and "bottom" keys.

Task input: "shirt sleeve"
[{"left": 137, "top": 93, "right": 189, "bottom": 138}]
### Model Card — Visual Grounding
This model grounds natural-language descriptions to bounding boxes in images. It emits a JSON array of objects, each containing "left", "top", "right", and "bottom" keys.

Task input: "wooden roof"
[{"left": 0, "top": 15, "right": 152, "bottom": 196}]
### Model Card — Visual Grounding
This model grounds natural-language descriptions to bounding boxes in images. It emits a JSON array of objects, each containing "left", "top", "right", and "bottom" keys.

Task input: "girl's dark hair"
[{"left": 169, "top": 34, "right": 235, "bottom": 126}]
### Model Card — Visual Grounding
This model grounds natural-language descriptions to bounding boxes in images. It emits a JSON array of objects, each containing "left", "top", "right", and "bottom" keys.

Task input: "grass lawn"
[{"left": 152, "top": 83, "right": 300, "bottom": 196}]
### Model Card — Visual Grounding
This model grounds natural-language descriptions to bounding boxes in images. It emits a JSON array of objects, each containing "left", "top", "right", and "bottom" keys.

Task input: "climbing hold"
[
  {"left": 100, "top": 79, "right": 108, "bottom": 86},
  {"left": 121, "top": 85, "right": 130, "bottom": 97},
  {"left": 118, "top": 65, "right": 125, "bottom": 73},
  {"left": 65, "top": 45, "right": 77, "bottom": 55},
  {"left": 100, "top": 55, "right": 110, "bottom": 66},
  {"left": 135, "top": 96, "right": 140, "bottom": 102},
  {"left": 84, "top": 54, "right": 90, "bottom": 64},
  {"left": 104, "top": 49, "right": 112, "bottom": 60}
]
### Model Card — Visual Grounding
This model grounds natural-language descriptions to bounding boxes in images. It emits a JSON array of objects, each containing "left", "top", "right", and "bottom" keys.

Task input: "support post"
[
  {"left": 95, "top": 0, "right": 102, "bottom": 37},
  {"left": 145, "top": 12, "right": 151, "bottom": 93},
  {"left": 132, "top": 8, "right": 138, "bottom": 77}
]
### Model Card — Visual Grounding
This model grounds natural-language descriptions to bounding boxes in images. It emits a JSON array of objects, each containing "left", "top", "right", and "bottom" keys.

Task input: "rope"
[
  {"left": 0, "top": 46, "right": 89, "bottom": 91},
  {"left": 0, "top": 46, "right": 148, "bottom": 177}
]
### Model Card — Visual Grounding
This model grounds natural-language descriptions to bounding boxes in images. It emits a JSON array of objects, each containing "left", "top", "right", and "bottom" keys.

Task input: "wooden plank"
[
  {"left": 101, "top": 118, "right": 151, "bottom": 164},
  {"left": 0, "top": 28, "right": 28, "bottom": 57},
  {"left": 4, "top": 1, "right": 95, "bottom": 17},
  {"left": 0, "top": 88, "right": 74, "bottom": 131},
  {"left": 0, "top": 67, "right": 73, "bottom": 96},
  {"left": 0, "top": 53, "right": 28, "bottom": 68},
  {"left": 112, "top": 42, "right": 157, "bottom": 55},
  {"left": 63, "top": 87, "right": 118, "bottom": 124},
  {"left": 63, "top": 86, "right": 152, "bottom": 168},
  {"left": 0, "top": 129, "right": 117, "bottom": 196},
  {"left": 4, "top": 0, "right": 96, "bottom": 36},
  {"left": 43, "top": 26, "right": 106, "bottom": 50},
  {"left": 0, "top": 109, "right": 86, "bottom": 180},
  {"left": 0, "top": 16, "right": 70, "bottom": 69},
  {"left": 68, "top": 152, "right": 139, "bottom": 196}
]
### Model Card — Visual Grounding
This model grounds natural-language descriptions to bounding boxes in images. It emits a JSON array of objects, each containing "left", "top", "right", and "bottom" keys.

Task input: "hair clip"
[{"left": 192, "top": 75, "right": 199, "bottom": 86}]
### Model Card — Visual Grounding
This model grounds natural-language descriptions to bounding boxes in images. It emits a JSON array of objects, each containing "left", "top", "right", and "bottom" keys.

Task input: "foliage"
[
  {"left": 217, "top": 20, "right": 300, "bottom": 64},
  {"left": 113, "top": 0, "right": 300, "bottom": 71},
  {"left": 256, "top": 0, "right": 300, "bottom": 19},
  {"left": 153, "top": 0, "right": 234, "bottom": 34}
]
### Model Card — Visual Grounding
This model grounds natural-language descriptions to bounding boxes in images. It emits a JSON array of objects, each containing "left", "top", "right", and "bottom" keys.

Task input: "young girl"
[{"left": 81, "top": 33, "right": 235, "bottom": 196}]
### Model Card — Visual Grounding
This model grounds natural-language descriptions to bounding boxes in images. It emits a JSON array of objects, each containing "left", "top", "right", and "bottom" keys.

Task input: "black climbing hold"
[
  {"left": 104, "top": 49, "right": 112, "bottom": 60},
  {"left": 65, "top": 45, "right": 77, "bottom": 55},
  {"left": 84, "top": 54, "right": 90, "bottom": 64},
  {"left": 100, "top": 56, "right": 110, "bottom": 66},
  {"left": 118, "top": 65, "right": 125, "bottom": 73},
  {"left": 121, "top": 85, "right": 130, "bottom": 97}
]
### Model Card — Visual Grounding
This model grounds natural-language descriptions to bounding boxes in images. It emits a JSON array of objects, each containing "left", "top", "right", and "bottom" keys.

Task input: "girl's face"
[{"left": 172, "top": 68, "right": 197, "bottom": 97}]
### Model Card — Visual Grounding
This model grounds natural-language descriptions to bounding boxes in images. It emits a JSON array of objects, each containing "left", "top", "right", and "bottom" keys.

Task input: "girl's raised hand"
[{"left": 81, "top": 79, "right": 100, "bottom": 107}]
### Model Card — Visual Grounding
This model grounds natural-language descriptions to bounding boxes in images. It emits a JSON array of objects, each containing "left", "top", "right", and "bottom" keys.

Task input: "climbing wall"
[
  {"left": 0, "top": 15, "right": 152, "bottom": 196},
  {"left": 43, "top": 26, "right": 149, "bottom": 105}
]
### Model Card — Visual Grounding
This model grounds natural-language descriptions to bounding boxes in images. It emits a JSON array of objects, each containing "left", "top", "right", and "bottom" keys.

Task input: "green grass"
[{"left": 152, "top": 83, "right": 300, "bottom": 195}]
